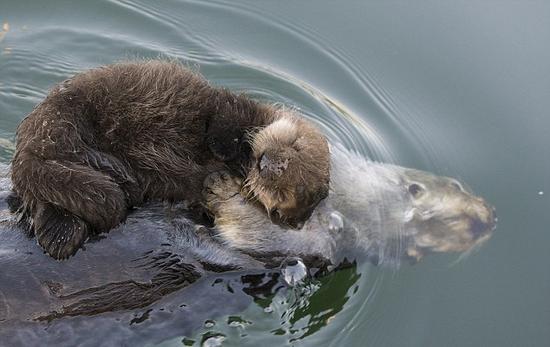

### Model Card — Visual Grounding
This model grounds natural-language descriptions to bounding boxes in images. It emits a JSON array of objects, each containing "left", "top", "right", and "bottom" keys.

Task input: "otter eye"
[{"left": 408, "top": 183, "right": 423, "bottom": 197}]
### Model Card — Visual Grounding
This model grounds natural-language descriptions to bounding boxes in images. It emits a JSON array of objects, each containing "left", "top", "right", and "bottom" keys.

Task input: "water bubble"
[
  {"left": 280, "top": 257, "right": 308, "bottom": 286},
  {"left": 227, "top": 316, "right": 251, "bottom": 328},
  {"left": 328, "top": 211, "right": 344, "bottom": 232},
  {"left": 201, "top": 334, "right": 225, "bottom": 347},
  {"left": 228, "top": 321, "right": 242, "bottom": 328},
  {"left": 538, "top": 191, "right": 544, "bottom": 196}
]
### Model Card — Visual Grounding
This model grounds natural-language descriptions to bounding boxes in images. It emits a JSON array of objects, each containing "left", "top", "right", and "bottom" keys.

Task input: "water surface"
[{"left": 0, "top": 1, "right": 549, "bottom": 346}]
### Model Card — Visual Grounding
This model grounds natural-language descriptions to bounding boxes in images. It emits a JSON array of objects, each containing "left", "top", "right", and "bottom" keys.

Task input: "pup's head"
[{"left": 244, "top": 115, "right": 330, "bottom": 227}]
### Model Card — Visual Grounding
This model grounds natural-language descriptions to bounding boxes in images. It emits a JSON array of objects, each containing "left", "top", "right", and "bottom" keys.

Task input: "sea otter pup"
[{"left": 10, "top": 60, "right": 330, "bottom": 259}]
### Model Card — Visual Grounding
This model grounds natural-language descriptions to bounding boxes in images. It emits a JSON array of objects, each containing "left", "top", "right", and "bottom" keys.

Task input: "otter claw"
[
  {"left": 203, "top": 171, "right": 242, "bottom": 203},
  {"left": 35, "top": 215, "right": 89, "bottom": 260},
  {"left": 34, "top": 203, "right": 91, "bottom": 260}
]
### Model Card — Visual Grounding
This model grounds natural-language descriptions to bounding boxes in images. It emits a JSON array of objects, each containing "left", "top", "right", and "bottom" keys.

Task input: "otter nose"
[
  {"left": 259, "top": 153, "right": 270, "bottom": 172},
  {"left": 259, "top": 153, "right": 288, "bottom": 177},
  {"left": 470, "top": 219, "right": 491, "bottom": 238},
  {"left": 471, "top": 207, "right": 497, "bottom": 238}
]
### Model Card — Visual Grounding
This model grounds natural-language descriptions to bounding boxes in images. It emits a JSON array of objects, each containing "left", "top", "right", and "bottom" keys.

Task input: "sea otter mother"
[
  {"left": 10, "top": 60, "right": 330, "bottom": 259},
  {"left": 0, "top": 145, "right": 496, "bottom": 335}
]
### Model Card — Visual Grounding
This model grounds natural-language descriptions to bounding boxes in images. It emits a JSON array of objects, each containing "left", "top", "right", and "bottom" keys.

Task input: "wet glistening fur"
[
  {"left": 9, "top": 60, "right": 330, "bottom": 259},
  {"left": 0, "top": 145, "right": 495, "bottom": 324}
]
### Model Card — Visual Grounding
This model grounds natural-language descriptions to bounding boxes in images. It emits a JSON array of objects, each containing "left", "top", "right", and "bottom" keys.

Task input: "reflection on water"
[
  {"left": 0, "top": 0, "right": 548, "bottom": 346},
  {"left": 0, "top": 22, "right": 9, "bottom": 43},
  {"left": 188, "top": 266, "right": 362, "bottom": 346}
]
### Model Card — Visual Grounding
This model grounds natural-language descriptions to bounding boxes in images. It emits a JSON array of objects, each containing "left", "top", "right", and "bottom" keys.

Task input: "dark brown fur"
[{"left": 11, "top": 60, "right": 330, "bottom": 259}]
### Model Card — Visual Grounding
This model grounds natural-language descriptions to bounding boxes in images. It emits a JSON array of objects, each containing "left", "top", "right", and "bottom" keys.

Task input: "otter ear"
[
  {"left": 206, "top": 115, "right": 243, "bottom": 162},
  {"left": 308, "top": 181, "right": 329, "bottom": 203}
]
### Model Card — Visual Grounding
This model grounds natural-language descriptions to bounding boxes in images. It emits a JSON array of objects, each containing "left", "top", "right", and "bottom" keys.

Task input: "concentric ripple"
[{"left": 0, "top": 0, "right": 435, "bottom": 345}]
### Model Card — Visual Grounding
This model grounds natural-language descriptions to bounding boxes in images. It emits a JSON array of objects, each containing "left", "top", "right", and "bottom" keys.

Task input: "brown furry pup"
[{"left": 10, "top": 60, "right": 330, "bottom": 259}]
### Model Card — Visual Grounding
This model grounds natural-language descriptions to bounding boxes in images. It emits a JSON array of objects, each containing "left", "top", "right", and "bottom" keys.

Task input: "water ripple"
[{"left": 0, "top": 2, "right": 420, "bottom": 344}]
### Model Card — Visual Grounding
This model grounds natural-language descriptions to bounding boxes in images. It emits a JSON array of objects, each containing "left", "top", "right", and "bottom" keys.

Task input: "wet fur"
[
  {"left": 245, "top": 117, "right": 330, "bottom": 226},
  {"left": 204, "top": 144, "right": 496, "bottom": 266},
  {"left": 10, "top": 60, "right": 329, "bottom": 259},
  {"left": 0, "top": 145, "right": 495, "bottom": 325}
]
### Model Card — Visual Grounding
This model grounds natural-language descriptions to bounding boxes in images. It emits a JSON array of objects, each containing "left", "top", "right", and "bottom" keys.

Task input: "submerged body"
[{"left": 0, "top": 145, "right": 495, "bottom": 340}]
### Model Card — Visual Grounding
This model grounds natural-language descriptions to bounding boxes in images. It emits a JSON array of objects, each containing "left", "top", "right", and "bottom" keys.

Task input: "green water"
[{"left": 1, "top": 0, "right": 549, "bottom": 346}]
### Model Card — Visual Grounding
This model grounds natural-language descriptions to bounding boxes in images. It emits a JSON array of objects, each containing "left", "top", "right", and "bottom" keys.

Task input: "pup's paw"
[
  {"left": 203, "top": 171, "right": 242, "bottom": 204},
  {"left": 34, "top": 204, "right": 90, "bottom": 260}
]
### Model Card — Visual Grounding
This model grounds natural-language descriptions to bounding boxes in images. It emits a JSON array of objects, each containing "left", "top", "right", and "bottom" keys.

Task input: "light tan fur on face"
[
  {"left": 398, "top": 171, "right": 496, "bottom": 261},
  {"left": 404, "top": 194, "right": 495, "bottom": 258},
  {"left": 204, "top": 144, "right": 496, "bottom": 266},
  {"left": 244, "top": 110, "right": 330, "bottom": 226}
]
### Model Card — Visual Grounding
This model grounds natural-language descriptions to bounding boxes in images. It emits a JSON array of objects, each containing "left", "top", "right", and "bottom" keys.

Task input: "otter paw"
[
  {"left": 203, "top": 171, "right": 242, "bottom": 203},
  {"left": 34, "top": 204, "right": 91, "bottom": 260}
]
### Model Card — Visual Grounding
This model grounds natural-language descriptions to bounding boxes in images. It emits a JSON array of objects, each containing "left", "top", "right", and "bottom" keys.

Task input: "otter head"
[
  {"left": 245, "top": 115, "right": 330, "bottom": 228},
  {"left": 400, "top": 168, "right": 496, "bottom": 262}
]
